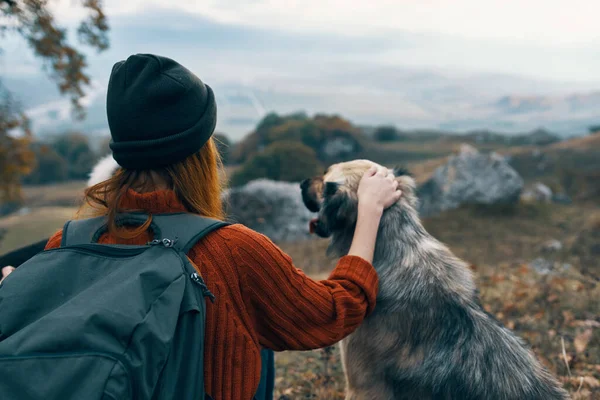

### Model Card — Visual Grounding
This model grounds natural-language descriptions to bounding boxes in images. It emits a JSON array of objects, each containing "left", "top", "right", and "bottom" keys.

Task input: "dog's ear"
[
  {"left": 393, "top": 165, "right": 412, "bottom": 177},
  {"left": 321, "top": 183, "right": 358, "bottom": 232},
  {"left": 392, "top": 166, "right": 418, "bottom": 207}
]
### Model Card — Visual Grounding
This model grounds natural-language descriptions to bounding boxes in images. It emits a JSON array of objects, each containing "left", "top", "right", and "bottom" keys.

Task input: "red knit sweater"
[{"left": 45, "top": 189, "right": 379, "bottom": 400}]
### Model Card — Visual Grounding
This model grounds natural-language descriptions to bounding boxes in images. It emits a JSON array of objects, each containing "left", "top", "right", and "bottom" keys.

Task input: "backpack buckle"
[{"left": 147, "top": 237, "right": 178, "bottom": 248}]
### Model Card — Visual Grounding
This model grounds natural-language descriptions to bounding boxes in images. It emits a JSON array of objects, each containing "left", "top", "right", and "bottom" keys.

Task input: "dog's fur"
[
  {"left": 88, "top": 154, "right": 120, "bottom": 187},
  {"left": 301, "top": 160, "right": 569, "bottom": 400}
]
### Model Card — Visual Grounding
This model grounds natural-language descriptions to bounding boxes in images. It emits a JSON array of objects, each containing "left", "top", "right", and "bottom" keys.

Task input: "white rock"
[
  {"left": 417, "top": 145, "right": 524, "bottom": 217},
  {"left": 223, "top": 179, "right": 317, "bottom": 243},
  {"left": 541, "top": 239, "right": 563, "bottom": 253}
]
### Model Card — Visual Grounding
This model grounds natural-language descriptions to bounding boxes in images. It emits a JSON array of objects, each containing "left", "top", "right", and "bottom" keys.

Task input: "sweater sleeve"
[{"left": 230, "top": 225, "right": 379, "bottom": 351}]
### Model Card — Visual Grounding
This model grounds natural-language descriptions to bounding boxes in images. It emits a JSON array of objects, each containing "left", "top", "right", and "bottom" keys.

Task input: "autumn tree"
[
  {"left": 0, "top": 0, "right": 109, "bottom": 203},
  {"left": 0, "top": 85, "right": 35, "bottom": 203},
  {"left": 230, "top": 141, "right": 321, "bottom": 187}
]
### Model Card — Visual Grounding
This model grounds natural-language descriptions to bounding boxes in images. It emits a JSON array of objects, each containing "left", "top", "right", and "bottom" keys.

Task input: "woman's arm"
[
  {"left": 0, "top": 239, "right": 49, "bottom": 268},
  {"left": 0, "top": 238, "right": 50, "bottom": 283},
  {"left": 348, "top": 165, "right": 400, "bottom": 263},
  {"left": 240, "top": 166, "right": 401, "bottom": 351},
  {"left": 236, "top": 226, "right": 379, "bottom": 350}
]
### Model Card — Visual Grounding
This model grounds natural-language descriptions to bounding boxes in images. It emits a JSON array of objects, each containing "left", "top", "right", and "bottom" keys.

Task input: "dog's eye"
[{"left": 324, "top": 182, "right": 339, "bottom": 197}]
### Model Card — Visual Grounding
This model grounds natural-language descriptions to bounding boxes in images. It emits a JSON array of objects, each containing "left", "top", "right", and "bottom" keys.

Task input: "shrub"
[
  {"left": 23, "top": 144, "right": 68, "bottom": 184},
  {"left": 588, "top": 125, "right": 600, "bottom": 134},
  {"left": 373, "top": 125, "right": 399, "bottom": 142},
  {"left": 52, "top": 132, "right": 97, "bottom": 180},
  {"left": 229, "top": 113, "right": 365, "bottom": 165},
  {"left": 230, "top": 141, "right": 321, "bottom": 187},
  {"left": 213, "top": 133, "right": 231, "bottom": 165}
]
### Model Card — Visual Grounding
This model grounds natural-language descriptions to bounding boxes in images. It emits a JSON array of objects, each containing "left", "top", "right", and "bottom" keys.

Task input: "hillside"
[
  {"left": 0, "top": 130, "right": 598, "bottom": 399},
  {"left": 278, "top": 201, "right": 600, "bottom": 399}
]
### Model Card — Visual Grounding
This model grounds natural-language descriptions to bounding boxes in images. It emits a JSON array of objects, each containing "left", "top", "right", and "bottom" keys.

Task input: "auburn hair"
[{"left": 79, "top": 137, "right": 226, "bottom": 239}]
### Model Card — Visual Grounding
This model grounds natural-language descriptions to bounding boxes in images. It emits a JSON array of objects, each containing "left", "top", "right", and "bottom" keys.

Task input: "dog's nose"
[{"left": 300, "top": 179, "right": 310, "bottom": 190}]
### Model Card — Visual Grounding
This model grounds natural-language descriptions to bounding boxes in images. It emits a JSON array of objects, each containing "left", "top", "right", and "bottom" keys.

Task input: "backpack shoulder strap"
[
  {"left": 61, "top": 213, "right": 229, "bottom": 252},
  {"left": 150, "top": 213, "right": 229, "bottom": 253},
  {"left": 61, "top": 216, "right": 109, "bottom": 247}
]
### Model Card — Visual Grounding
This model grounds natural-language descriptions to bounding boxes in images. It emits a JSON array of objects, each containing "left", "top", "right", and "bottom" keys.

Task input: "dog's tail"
[{"left": 459, "top": 310, "right": 569, "bottom": 399}]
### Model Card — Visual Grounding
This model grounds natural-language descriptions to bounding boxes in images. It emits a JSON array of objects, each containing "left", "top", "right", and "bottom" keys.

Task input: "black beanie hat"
[{"left": 107, "top": 54, "right": 217, "bottom": 169}]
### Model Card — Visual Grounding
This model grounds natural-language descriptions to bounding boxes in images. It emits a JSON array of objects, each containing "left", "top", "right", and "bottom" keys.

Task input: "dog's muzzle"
[
  {"left": 300, "top": 179, "right": 330, "bottom": 237},
  {"left": 300, "top": 179, "right": 321, "bottom": 213}
]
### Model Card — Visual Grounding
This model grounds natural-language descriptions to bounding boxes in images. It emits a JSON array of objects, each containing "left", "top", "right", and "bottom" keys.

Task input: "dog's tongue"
[{"left": 309, "top": 218, "right": 319, "bottom": 234}]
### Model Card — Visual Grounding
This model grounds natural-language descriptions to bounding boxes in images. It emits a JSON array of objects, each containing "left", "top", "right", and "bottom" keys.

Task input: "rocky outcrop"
[
  {"left": 223, "top": 179, "right": 317, "bottom": 243},
  {"left": 319, "top": 134, "right": 361, "bottom": 161},
  {"left": 418, "top": 144, "right": 524, "bottom": 217}
]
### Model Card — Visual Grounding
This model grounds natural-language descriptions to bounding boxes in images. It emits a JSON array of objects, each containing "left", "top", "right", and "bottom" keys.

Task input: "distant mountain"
[
  {"left": 15, "top": 73, "right": 598, "bottom": 143},
  {"left": 3, "top": 9, "right": 597, "bottom": 142},
  {"left": 495, "top": 92, "right": 600, "bottom": 115}
]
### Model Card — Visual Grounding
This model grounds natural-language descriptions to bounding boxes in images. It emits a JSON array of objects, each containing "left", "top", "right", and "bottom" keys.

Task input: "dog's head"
[{"left": 300, "top": 159, "right": 417, "bottom": 238}]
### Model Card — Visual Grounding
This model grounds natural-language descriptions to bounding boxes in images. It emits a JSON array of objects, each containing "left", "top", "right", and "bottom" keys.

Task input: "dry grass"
[
  {"left": 549, "top": 132, "right": 600, "bottom": 151},
  {"left": 0, "top": 206, "right": 77, "bottom": 253},
  {"left": 2, "top": 140, "right": 599, "bottom": 398},
  {"left": 21, "top": 181, "right": 87, "bottom": 208},
  {"left": 276, "top": 202, "right": 600, "bottom": 399}
]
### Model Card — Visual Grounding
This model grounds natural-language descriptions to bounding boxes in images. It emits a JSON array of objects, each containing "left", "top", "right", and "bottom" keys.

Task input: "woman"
[{"left": 4, "top": 54, "right": 401, "bottom": 400}]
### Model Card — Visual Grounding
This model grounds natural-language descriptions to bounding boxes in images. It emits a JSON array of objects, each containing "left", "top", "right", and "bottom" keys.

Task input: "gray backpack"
[{"left": 0, "top": 212, "right": 244, "bottom": 400}]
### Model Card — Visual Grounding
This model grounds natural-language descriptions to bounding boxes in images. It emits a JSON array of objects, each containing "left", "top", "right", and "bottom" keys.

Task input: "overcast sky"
[
  {"left": 1, "top": 0, "right": 599, "bottom": 137},
  {"left": 53, "top": 0, "right": 600, "bottom": 45},
  {"left": 3, "top": 0, "right": 598, "bottom": 84}
]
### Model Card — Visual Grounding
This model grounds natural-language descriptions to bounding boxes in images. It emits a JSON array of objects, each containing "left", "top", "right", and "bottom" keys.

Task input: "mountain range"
[{"left": 2, "top": 8, "right": 599, "bottom": 142}]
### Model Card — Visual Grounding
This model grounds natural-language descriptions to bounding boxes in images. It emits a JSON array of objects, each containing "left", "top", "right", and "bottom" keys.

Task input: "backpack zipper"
[
  {"left": 190, "top": 273, "right": 216, "bottom": 303},
  {"left": 43, "top": 244, "right": 149, "bottom": 258}
]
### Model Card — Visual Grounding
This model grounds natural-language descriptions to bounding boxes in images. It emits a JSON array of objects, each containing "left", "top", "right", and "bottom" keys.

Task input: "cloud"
[{"left": 50, "top": 0, "right": 600, "bottom": 46}]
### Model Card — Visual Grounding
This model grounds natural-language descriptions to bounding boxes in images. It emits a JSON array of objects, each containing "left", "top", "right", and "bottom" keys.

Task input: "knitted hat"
[{"left": 107, "top": 54, "right": 217, "bottom": 169}]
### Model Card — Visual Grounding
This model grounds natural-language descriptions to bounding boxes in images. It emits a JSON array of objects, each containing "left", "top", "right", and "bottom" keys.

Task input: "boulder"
[
  {"left": 417, "top": 144, "right": 524, "bottom": 217},
  {"left": 320, "top": 135, "right": 359, "bottom": 159},
  {"left": 223, "top": 179, "right": 317, "bottom": 243},
  {"left": 540, "top": 239, "right": 563, "bottom": 253},
  {"left": 521, "top": 182, "right": 553, "bottom": 203},
  {"left": 529, "top": 258, "right": 571, "bottom": 276},
  {"left": 552, "top": 193, "right": 572, "bottom": 205}
]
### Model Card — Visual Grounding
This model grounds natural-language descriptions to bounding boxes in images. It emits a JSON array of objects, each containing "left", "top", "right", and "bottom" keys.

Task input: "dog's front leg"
[{"left": 340, "top": 338, "right": 395, "bottom": 400}]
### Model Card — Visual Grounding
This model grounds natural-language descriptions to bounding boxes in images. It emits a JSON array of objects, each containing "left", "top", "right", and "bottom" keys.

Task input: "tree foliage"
[
  {"left": 52, "top": 132, "right": 96, "bottom": 179},
  {"left": 1, "top": 0, "right": 109, "bottom": 117},
  {"left": 22, "top": 143, "right": 67, "bottom": 184},
  {"left": 229, "top": 112, "right": 363, "bottom": 165},
  {"left": 230, "top": 141, "right": 321, "bottom": 187},
  {"left": 0, "top": 84, "right": 34, "bottom": 202},
  {"left": 588, "top": 125, "right": 600, "bottom": 134},
  {"left": 0, "top": 0, "right": 109, "bottom": 203},
  {"left": 373, "top": 125, "right": 399, "bottom": 142}
]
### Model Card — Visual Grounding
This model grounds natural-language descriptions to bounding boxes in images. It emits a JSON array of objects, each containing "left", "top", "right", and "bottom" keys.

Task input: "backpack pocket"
[{"left": 0, "top": 352, "right": 133, "bottom": 400}]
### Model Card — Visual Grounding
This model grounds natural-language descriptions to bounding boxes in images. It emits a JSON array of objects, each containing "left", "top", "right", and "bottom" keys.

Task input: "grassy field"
[
  {"left": 1, "top": 137, "right": 599, "bottom": 399},
  {"left": 278, "top": 202, "right": 600, "bottom": 399}
]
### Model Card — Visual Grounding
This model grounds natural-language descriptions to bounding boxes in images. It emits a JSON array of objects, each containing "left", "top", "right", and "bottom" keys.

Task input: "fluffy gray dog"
[{"left": 300, "top": 160, "right": 569, "bottom": 400}]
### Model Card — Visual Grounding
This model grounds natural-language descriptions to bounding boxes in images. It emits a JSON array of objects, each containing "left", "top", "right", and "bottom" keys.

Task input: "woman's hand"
[
  {"left": 348, "top": 166, "right": 402, "bottom": 264},
  {"left": 1, "top": 266, "right": 15, "bottom": 284},
  {"left": 357, "top": 165, "right": 402, "bottom": 214}
]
